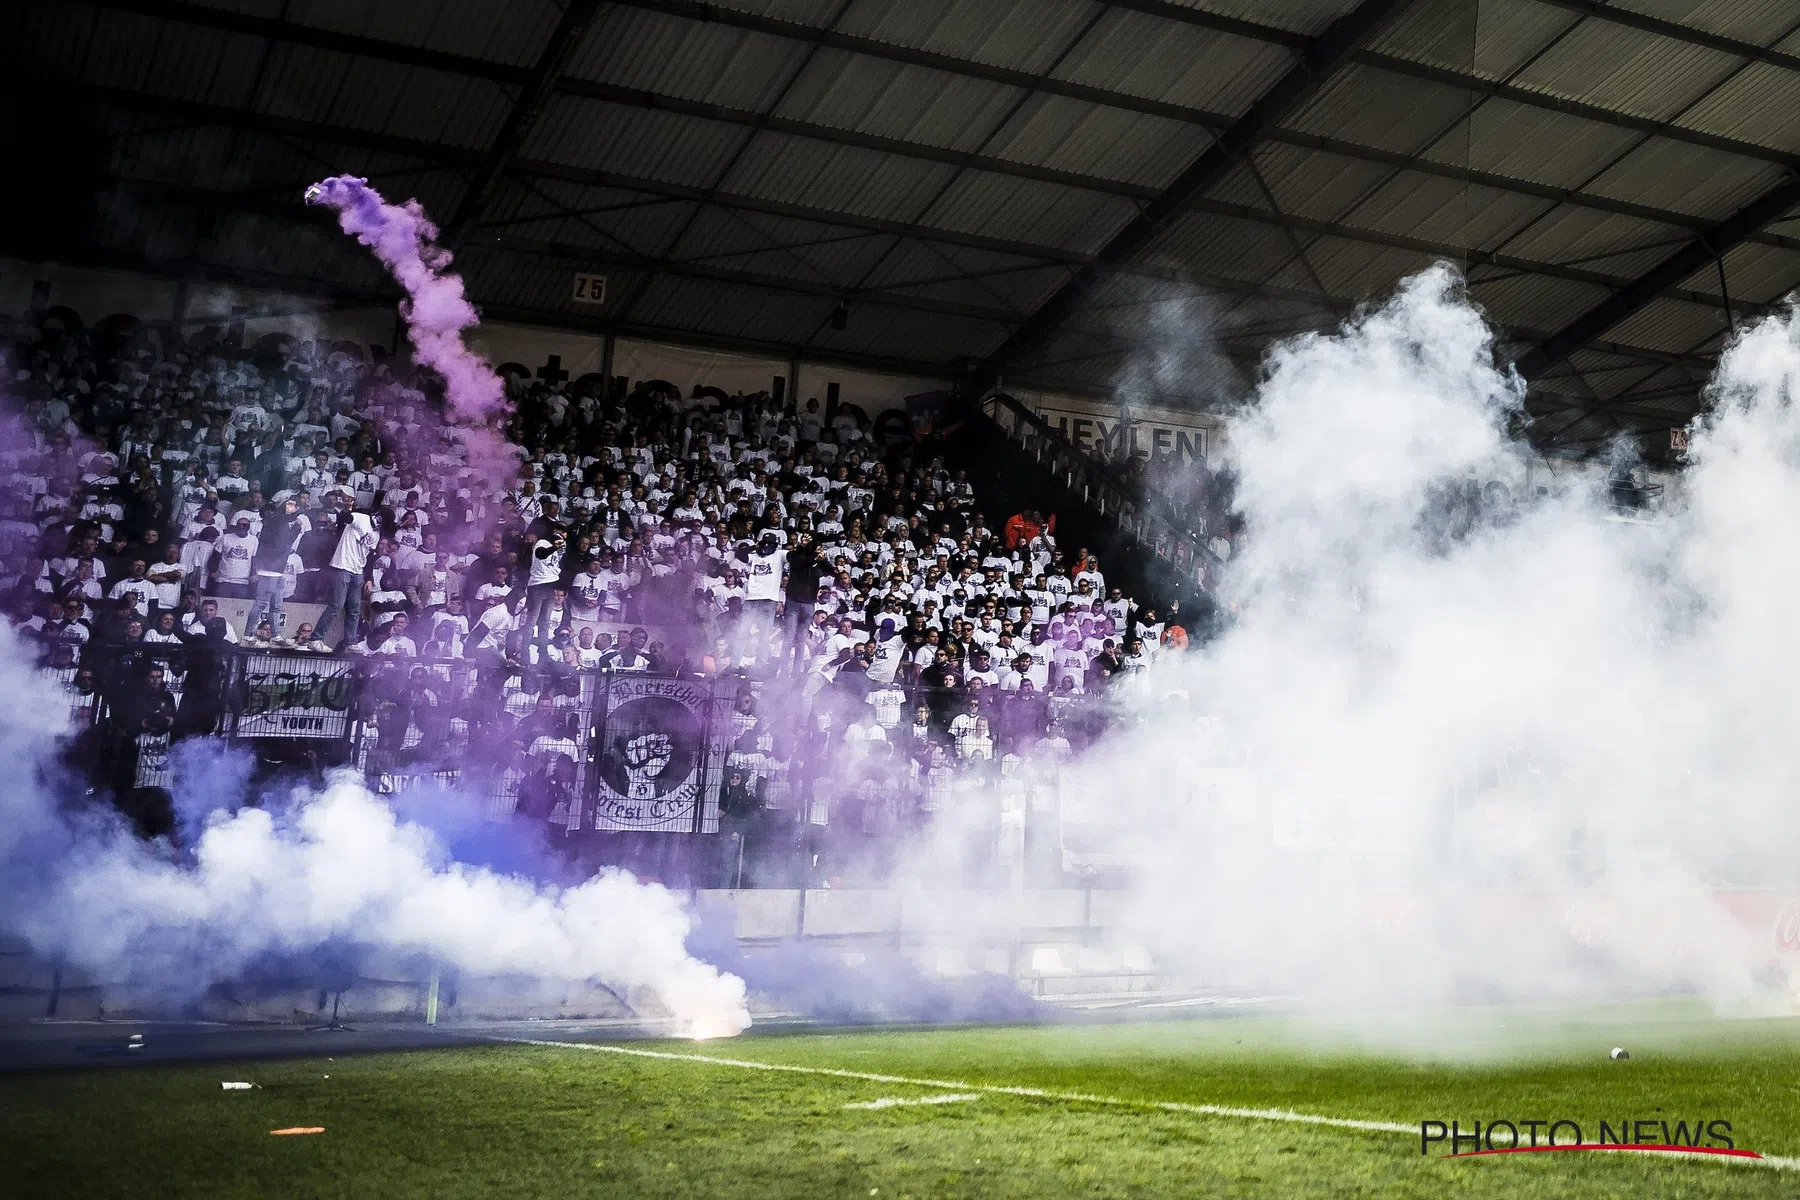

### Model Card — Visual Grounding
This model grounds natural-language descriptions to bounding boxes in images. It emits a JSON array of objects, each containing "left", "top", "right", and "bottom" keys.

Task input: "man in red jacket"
[{"left": 1004, "top": 508, "right": 1054, "bottom": 550}]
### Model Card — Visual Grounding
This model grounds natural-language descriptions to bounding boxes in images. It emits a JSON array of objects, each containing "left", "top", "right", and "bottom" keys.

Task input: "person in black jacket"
[
  {"left": 245, "top": 494, "right": 301, "bottom": 637},
  {"left": 780, "top": 530, "right": 824, "bottom": 676}
]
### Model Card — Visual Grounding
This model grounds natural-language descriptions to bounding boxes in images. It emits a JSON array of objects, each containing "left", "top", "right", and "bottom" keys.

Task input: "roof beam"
[
  {"left": 1353, "top": 50, "right": 1800, "bottom": 172},
  {"left": 979, "top": 0, "right": 1420, "bottom": 383},
  {"left": 71, "top": 84, "right": 1731, "bottom": 377},
  {"left": 1179, "top": 196, "right": 1776, "bottom": 320},
  {"left": 605, "top": 0, "right": 1800, "bottom": 253},
  {"left": 443, "top": 0, "right": 605, "bottom": 245},
  {"left": 605, "top": 0, "right": 1248, "bottom": 128},
  {"left": 1515, "top": 175, "right": 1800, "bottom": 379},
  {"left": 92, "top": 174, "right": 1026, "bottom": 326},
  {"left": 0, "top": 230, "right": 979, "bottom": 384},
  {"left": 549, "top": 79, "right": 1157, "bottom": 199},
  {"left": 1529, "top": 0, "right": 1800, "bottom": 77},
  {"left": 71, "top": 0, "right": 1800, "bottom": 254}
]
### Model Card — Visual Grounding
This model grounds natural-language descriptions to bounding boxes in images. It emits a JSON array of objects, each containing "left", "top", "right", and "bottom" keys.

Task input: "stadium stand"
[{"left": 0, "top": 305, "right": 1202, "bottom": 887}]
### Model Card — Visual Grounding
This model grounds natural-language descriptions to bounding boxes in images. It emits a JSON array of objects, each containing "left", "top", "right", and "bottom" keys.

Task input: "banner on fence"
[
  {"left": 587, "top": 675, "right": 715, "bottom": 832},
  {"left": 134, "top": 732, "right": 171, "bottom": 787},
  {"left": 235, "top": 653, "right": 356, "bottom": 738}
]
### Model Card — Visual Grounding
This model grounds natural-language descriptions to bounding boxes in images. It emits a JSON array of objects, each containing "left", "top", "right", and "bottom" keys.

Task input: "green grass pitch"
[{"left": 6, "top": 1005, "right": 1800, "bottom": 1198}]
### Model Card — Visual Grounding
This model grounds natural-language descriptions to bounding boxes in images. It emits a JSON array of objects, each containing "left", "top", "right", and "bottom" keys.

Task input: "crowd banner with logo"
[
  {"left": 587, "top": 675, "right": 729, "bottom": 832},
  {"left": 234, "top": 653, "right": 356, "bottom": 738},
  {"left": 134, "top": 732, "right": 172, "bottom": 788}
]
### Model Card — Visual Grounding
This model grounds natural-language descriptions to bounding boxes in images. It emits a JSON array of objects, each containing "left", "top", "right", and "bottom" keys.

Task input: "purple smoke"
[{"left": 304, "top": 176, "right": 517, "bottom": 484}]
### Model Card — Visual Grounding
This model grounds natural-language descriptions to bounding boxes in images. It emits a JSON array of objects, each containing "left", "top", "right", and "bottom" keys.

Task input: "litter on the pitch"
[
  {"left": 220, "top": 1082, "right": 254, "bottom": 1090},
  {"left": 269, "top": 1127, "right": 325, "bottom": 1136},
  {"left": 1610, "top": 1047, "right": 1630, "bottom": 1060}
]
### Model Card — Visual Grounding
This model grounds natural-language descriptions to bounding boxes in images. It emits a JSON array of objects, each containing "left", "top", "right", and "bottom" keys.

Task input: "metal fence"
[
  {"left": 45, "top": 642, "right": 1125, "bottom": 887},
  {"left": 975, "top": 388, "right": 1223, "bottom": 593}
]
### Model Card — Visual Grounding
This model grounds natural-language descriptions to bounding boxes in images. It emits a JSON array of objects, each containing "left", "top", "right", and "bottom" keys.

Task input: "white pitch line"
[
  {"left": 505, "top": 1038, "right": 1411, "bottom": 1134},
  {"left": 507, "top": 1038, "right": 1800, "bottom": 1172},
  {"left": 845, "top": 1094, "right": 980, "bottom": 1110}
]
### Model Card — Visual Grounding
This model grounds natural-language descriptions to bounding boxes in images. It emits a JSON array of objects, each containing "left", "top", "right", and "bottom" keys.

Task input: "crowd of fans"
[{"left": 0, "top": 304, "right": 1196, "bottom": 882}]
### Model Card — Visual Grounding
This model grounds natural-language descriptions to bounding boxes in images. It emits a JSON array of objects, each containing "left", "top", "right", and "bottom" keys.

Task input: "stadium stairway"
[{"left": 940, "top": 390, "right": 1221, "bottom": 632}]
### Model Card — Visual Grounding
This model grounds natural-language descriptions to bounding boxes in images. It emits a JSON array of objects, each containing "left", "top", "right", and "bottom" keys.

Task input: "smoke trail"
[
  {"left": 1069, "top": 266, "right": 1800, "bottom": 1020},
  {"left": 303, "top": 176, "right": 517, "bottom": 484},
  {"left": 0, "top": 616, "right": 749, "bottom": 1035}
]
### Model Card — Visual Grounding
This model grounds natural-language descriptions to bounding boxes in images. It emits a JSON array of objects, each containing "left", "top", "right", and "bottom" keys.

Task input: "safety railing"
[{"left": 973, "top": 389, "right": 1221, "bottom": 592}]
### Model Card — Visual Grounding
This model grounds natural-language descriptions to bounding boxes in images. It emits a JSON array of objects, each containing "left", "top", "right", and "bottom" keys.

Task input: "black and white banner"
[
  {"left": 587, "top": 676, "right": 720, "bottom": 832},
  {"left": 235, "top": 653, "right": 355, "bottom": 738}
]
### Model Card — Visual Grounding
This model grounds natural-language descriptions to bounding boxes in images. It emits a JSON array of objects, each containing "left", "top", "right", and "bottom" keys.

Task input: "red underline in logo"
[{"left": 1450, "top": 1144, "right": 1762, "bottom": 1161}]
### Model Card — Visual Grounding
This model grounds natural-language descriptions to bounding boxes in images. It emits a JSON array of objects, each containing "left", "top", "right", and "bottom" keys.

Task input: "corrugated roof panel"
[
  {"left": 1140, "top": 211, "right": 1295, "bottom": 279},
  {"left": 1602, "top": 296, "right": 1730, "bottom": 352},
  {"left": 1340, "top": 173, "right": 1546, "bottom": 252},
  {"left": 1166, "top": 0, "right": 1357, "bottom": 38},
  {"left": 1678, "top": 63, "right": 1800, "bottom": 154},
  {"left": 859, "top": 241, "right": 1067, "bottom": 314},
  {"left": 837, "top": 0, "right": 1101, "bottom": 76},
  {"left": 1294, "top": 234, "right": 1440, "bottom": 299},
  {"left": 320, "top": 63, "right": 513, "bottom": 149},
  {"left": 489, "top": 204, "right": 699, "bottom": 263},
  {"left": 1559, "top": 351, "right": 1679, "bottom": 401},
  {"left": 983, "top": 96, "right": 1212, "bottom": 188},
  {"left": 1248, "top": 143, "right": 1398, "bottom": 221},
  {"left": 1424, "top": 98, "right": 1646, "bottom": 193},
  {"left": 1079, "top": 271, "right": 1196, "bottom": 322},
  {"left": 808, "top": 303, "right": 1005, "bottom": 365},
  {"left": 569, "top": 8, "right": 809, "bottom": 113},
  {"left": 920, "top": 173, "right": 1139, "bottom": 256},
  {"left": 709, "top": 0, "right": 847, "bottom": 28},
  {"left": 1609, "top": 0, "right": 1800, "bottom": 48},
  {"left": 1283, "top": 64, "right": 1475, "bottom": 153},
  {"left": 1370, "top": 0, "right": 1488, "bottom": 74},
  {"left": 1055, "top": 7, "right": 1295, "bottom": 117},
  {"left": 1675, "top": 242, "right": 1800, "bottom": 308},
  {"left": 1586, "top": 142, "right": 1787, "bottom": 222},
  {"left": 250, "top": 43, "right": 356, "bottom": 126},
  {"left": 721, "top": 132, "right": 960, "bottom": 224},
  {"left": 1509, "top": 20, "right": 1741, "bottom": 125},
  {"left": 1465, "top": 271, "right": 1612, "bottom": 331},
  {"left": 22, "top": 1, "right": 99, "bottom": 76},
  {"left": 668, "top": 207, "right": 896, "bottom": 286},
  {"left": 109, "top": 18, "right": 262, "bottom": 108},
  {"left": 283, "top": 0, "right": 562, "bottom": 69},
  {"left": 456, "top": 244, "right": 584, "bottom": 313},
  {"left": 76, "top": 8, "right": 165, "bottom": 93},
  {"left": 778, "top": 52, "right": 1022, "bottom": 155},
  {"left": 1496, "top": 204, "right": 1686, "bottom": 270},
  {"left": 176, "top": 0, "right": 285, "bottom": 17},
  {"left": 522, "top": 96, "right": 750, "bottom": 187},
  {"left": 629, "top": 274, "right": 833, "bottom": 344}
]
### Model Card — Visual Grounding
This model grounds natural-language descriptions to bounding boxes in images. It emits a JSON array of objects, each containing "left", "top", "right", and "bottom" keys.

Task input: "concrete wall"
[{"left": 0, "top": 889, "right": 1148, "bottom": 1023}]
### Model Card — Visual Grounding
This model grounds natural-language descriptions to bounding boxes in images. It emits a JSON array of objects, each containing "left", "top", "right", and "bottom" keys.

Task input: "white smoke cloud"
[
  {"left": 1073, "top": 265, "right": 1800, "bottom": 1018},
  {"left": 0, "top": 626, "right": 748, "bottom": 1038}
]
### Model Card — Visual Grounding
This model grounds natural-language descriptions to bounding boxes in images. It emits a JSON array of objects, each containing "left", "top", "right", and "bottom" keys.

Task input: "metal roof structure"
[{"left": 13, "top": 0, "right": 1800, "bottom": 448}]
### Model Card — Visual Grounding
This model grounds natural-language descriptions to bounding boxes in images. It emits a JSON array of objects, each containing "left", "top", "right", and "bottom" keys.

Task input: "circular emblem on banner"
[
  {"left": 1774, "top": 899, "right": 1800, "bottom": 953},
  {"left": 598, "top": 695, "right": 702, "bottom": 801}
]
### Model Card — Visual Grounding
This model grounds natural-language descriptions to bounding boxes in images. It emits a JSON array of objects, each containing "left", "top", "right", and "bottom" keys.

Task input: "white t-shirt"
[
  {"left": 527, "top": 538, "right": 564, "bottom": 587},
  {"left": 744, "top": 548, "right": 785, "bottom": 602},
  {"left": 215, "top": 531, "right": 258, "bottom": 584},
  {"left": 328, "top": 515, "right": 379, "bottom": 573},
  {"left": 568, "top": 569, "right": 606, "bottom": 613}
]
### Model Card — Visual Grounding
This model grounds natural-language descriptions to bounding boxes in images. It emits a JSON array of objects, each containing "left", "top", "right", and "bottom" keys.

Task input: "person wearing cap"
[{"left": 244, "top": 494, "right": 301, "bottom": 637}]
